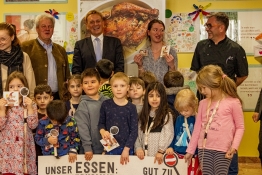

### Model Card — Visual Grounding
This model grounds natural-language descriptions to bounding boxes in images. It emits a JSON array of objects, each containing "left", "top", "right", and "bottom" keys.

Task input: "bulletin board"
[{"left": 237, "top": 65, "right": 262, "bottom": 111}]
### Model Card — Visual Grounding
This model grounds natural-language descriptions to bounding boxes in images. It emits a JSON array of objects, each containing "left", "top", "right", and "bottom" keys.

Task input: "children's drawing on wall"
[
  {"left": 177, "top": 68, "right": 197, "bottom": 94},
  {"left": 79, "top": 0, "right": 165, "bottom": 63},
  {"left": 64, "top": 13, "right": 78, "bottom": 72},
  {"left": 166, "top": 13, "right": 200, "bottom": 53}
]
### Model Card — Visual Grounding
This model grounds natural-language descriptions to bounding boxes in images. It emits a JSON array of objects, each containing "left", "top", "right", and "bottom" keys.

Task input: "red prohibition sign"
[{"left": 164, "top": 153, "right": 180, "bottom": 175}]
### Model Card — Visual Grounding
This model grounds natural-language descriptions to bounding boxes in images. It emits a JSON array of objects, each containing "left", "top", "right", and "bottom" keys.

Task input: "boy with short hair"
[
  {"left": 128, "top": 77, "right": 145, "bottom": 114},
  {"left": 99, "top": 72, "right": 138, "bottom": 165},
  {"left": 33, "top": 84, "right": 54, "bottom": 166},
  {"left": 35, "top": 100, "right": 80, "bottom": 162},
  {"left": 139, "top": 71, "right": 157, "bottom": 89},
  {"left": 74, "top": 68, "right": 109, "bottom": 161},
  {"left": 96, "top": 59, "right": 114, "bottom": 98},
  {"left": 163, "top": 71, "right": 190, "bottom": 117}
]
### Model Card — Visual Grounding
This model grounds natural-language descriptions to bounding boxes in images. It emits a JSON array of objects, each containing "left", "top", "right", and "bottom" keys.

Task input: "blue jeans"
[
  {"left": 228, "top": 152, "right": 238, "bottom": 175},
  {"left": 106, "top": 147, "right": 134, "bottom": 155}
]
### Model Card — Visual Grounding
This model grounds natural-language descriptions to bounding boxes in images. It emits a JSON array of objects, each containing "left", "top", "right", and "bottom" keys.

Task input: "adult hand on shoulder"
[
  {"left": 136, "top": 149, "right": 145, "bottom": 160},
  {"left": 164, "top": 54, "right": 175, "bottom": 70},
  {"left": 252, "top": 112, "right": 259, "bottom": 123},
  {"left": 134, "top": 53, "right": 143, "bottom": 68},
  {"left": 85, "top": 151, "right": 93, "bottom": 161}
]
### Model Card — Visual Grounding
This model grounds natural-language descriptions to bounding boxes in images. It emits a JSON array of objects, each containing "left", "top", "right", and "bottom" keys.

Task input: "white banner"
[{"left": 39, "top": 154, "right": 187, "bottom": 175}]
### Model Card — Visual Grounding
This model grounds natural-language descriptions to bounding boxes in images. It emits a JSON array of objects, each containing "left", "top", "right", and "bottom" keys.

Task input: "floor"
[{"left": 239, "top": 157, "right": 262, "bottom": 175}]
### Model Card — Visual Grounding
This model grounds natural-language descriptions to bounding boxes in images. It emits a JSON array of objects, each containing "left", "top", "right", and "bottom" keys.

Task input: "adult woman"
[
  {"left": 134, "top": 19, "right": 178, "bottom": 84},
  {"left": 0, "top": 22, "right": 36, "bottom": 98},
  {"left": 18, "top": 19, "right": 38, "bottom": 43}
]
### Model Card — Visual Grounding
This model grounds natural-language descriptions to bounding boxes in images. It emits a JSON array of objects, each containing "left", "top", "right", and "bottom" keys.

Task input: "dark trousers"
[{"left": 228, "top": 153, "right": 238, "bottom": 175}]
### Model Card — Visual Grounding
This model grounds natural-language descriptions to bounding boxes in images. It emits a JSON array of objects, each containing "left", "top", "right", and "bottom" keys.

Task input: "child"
[
  {"left": 166, "top": 89, "right": 199, "bottom": 175},
  {"left": 34, "top": 84, "right": 53, "bottom": 118},
  {"left": 33, "top": 84, "right": 53, "bottom": 168},
  {"left": 62, "top": 74, "right": 82, "bottom": 117},
  {"left": 35, "top": 100, "right": 80, "bottom": 162},
  {"left": 0, "top": 71, "right": 38, "bottom": 174},
  {"left": 74, "top": 68, "right": 109, "bottom": 160},
  {"left": 135, "top": 82, "right": 174, "bottom": 164},
  {"left": 185, "top": 65, "right": 245, "bottom": 174},
  {"left": 96, "top": 59, "right": 114, "bottom": 98},
  {"left": 99, "top": 72, "right": 138, "bottom": 165},
  {"left": 128, "top": 77, "right": 145, "bottom": 114},
  {"left": 139, "top": 71, "right": 157, "bottom": 89},
  {"left": 163, "top": 71, "right": 190, "bottom": 118}
]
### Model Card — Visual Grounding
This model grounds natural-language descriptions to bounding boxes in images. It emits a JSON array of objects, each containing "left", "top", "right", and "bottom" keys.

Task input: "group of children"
[{"left": 0, "top": 61, "right": 244, "bottom": 175}]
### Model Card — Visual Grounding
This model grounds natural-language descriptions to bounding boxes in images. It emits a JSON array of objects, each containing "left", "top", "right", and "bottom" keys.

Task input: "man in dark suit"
[
  {"left": 253, "top": 89, "right": 262, "bottom": 166},
  {"left": 72, "top": 10, "right": 124, "bottom": 74}
]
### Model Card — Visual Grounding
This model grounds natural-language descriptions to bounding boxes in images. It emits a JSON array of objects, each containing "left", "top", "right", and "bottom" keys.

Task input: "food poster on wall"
[
  {"left": 79, "top": 0, "right": 165, "bottom": 64},
  {"left": 238, "top": 11, "right": 262, "bottom": 55},
  {"left": 166, "top": 13, "right": 200, "bottom": 53},
  {"left": 5, "top": 13, "right": 66, "bottom": 46}
]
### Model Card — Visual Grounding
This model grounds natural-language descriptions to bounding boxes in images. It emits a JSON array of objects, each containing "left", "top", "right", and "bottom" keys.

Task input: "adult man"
[
  {"left": 252, "top": 89, "right": 262, "bottom": 166},
  {"left": 72, "top": 10, "right": 124, "bottom": 74},
  {"left": 191, "top": 12, "right": 248, "bottom": 175},
  {"left": 21, "top": 13, "right": 70, "bottom": 100}
]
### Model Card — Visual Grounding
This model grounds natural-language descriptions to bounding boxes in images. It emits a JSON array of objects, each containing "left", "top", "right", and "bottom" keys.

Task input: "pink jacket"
[{"left": 186, "top": 96, "right": 245, "bottom": 154}]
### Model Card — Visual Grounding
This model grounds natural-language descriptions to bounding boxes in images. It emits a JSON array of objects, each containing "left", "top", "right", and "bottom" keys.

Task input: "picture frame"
[{"left": 4, "top": 0, "right": 67, "bottom": 4}]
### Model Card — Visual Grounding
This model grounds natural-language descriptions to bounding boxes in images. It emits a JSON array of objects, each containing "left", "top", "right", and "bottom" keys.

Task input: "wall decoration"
[
  {"left": 237, "top": 65, "right": 262, "bottom": 111},
  {"left": 5, "top": 13, "right": 67, "bottom": 46},
  {"left": 5, "top": 0, "right": 67, "bottom": 4},
  {"left": 188, "top": 3, "right": 211, "bottom": 24},
  {"left": 166, "top": 13, "right": 200, "bottom": 53},
  {"left": 78, "top": 0, "right": 165, "bottom": 64}
]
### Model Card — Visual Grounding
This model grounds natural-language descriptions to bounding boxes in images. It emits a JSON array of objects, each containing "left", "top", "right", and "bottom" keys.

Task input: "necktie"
[{"left": 95, "top": 37, "right": 102, "bottom": 62}]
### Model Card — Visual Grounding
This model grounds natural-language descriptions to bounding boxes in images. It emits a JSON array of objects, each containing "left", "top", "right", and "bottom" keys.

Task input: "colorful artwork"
[
  {"left": 166, "top": 13, "right": 200, "bottom": 53},
  {"left": 79, "top": 0, "right": 165, "bottom": 64}
]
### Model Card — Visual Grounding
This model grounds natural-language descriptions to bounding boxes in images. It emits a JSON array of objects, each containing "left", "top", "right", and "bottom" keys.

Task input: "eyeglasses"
[
  {"left": 204, "top": 23, "right": 219, "bottom": 29},
  {"left": 0, "top": 37, "right": 11, "bottom": 43}
]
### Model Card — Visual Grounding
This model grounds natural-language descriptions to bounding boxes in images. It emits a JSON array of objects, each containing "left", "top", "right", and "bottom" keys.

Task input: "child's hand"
[
  {"left": 120, "top": 147, "right": 130, "bottom": 165},
  {"left": 23, "top": 97, "right": 33, "bottom": 109},
  {"left": 0, "top": 98, "right": 7, "bottom": 111},
  {"left": 184, "top": 153, "right": 193, "bottom": 164},
  {"left": 85, "top": 151, "right": 93, "bottom": 161},
  {"left": 154, "top": 152, "right": 164, "bottom": 165},
  {"left": 136, "top": 149, "right": 145, "bottom": 160},
  {"left": 225, "top": 147, "right": 236, "bottom": 159},
  {"left": 165, "top": 147, "right": 174, "bottom": 155},
  {"left": 68, "top": 153, "right": 77, "bottom": 163},
  {"left": 100, "top": 129, "right": 111, "bottom": 141},
  {"left": 48, "top": 136, "right": 58, "bottom": 145}
]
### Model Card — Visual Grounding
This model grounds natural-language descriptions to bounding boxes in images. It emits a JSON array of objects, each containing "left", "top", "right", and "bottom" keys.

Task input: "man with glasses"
[
  {"left": 190, "top": 12, "right": 248, "bottom": 175},
  {"left": 72, "top": 10, "right": 124, "bottom": 74}
]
